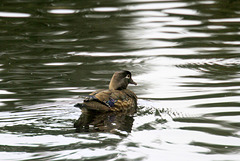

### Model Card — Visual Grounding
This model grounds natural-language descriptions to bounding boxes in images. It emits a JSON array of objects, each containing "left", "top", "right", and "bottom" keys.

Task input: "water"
[{"left": 1, "top": 0, "right": 240, "bottom": 160}]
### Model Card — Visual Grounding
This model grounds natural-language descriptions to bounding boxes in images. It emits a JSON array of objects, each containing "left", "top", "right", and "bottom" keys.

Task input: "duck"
[{"left": 75, "top": 71, "right": 137, "bottom": 113}]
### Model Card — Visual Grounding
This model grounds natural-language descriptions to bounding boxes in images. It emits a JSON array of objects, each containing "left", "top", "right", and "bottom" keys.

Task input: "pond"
[{"left": 0, "top": 0, "right": 240, "bottom": 160}]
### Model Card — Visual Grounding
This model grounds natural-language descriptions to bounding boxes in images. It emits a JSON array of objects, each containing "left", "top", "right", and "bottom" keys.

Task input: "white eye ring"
[{"left": 126, "top": 74, "right": 130, "bottom": 79}]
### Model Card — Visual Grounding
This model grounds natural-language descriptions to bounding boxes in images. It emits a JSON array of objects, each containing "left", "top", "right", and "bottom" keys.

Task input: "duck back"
[{"left": 81, "top": 89, "right": 137, "bottom": 113}]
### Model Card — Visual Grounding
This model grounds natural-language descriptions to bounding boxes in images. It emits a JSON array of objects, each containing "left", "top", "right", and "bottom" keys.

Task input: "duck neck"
[{"left": 109, "top": 77, "right": 128, "bottom": 90}]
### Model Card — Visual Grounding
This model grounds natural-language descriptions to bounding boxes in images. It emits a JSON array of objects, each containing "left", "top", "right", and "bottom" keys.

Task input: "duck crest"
[{"left": 75, "top": 71, "right": 137, "bottom": 113}]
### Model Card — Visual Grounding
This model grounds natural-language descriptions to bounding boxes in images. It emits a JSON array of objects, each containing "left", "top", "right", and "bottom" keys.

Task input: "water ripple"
[
  {"left": 126, "top": 2, "right": 187, "bottom": 10},
  {"left": 163, "top": 8, "right": 199, "bottom": 16},
  {"left": 209, "top": 18, "right": 240, "bottom": 23},
  {"left": 93, "top": 7, "right": 120, "bottom": 12},
  {"left": 48, "top": 9, "right": 78, "bottom": 14},
  {"left": 0, "top": 11, "right": 31, "bottom": 18},
  {"left": 1, "top": 0, "right": 240, "bottom": 160}
]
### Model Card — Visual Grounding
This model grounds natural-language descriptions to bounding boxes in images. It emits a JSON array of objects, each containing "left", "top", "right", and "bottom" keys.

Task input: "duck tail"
[
  {"left": 74, "top": 95, "right": 99, "bottom": 109},
  {"left": 74, "top": 103, "right": 84, "bottom": 108}
]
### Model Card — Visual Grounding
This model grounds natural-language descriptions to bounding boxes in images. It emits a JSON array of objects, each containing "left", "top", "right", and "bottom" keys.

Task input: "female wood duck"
[{"left": 75, "top": 71, "right": 137, "bottom": 113}]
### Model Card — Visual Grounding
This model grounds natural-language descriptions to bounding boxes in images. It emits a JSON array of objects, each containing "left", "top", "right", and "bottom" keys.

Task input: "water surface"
[{"left": 0, "top": 0, "right": 240, "bottom": 160}]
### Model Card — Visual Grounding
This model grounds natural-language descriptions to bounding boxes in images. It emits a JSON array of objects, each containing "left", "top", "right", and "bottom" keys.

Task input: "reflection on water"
[
  {"left": 0, "top": 11, "right": 31, "bottom": 18},
  {"left": 1, "top": 0, "right": 240, "bottom": 160},
  {"left": 74, "top": 110, "right": 134, "bottom": 134}
]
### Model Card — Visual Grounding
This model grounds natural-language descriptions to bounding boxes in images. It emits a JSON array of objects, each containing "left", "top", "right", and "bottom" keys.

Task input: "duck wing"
[{"left": 82, "top": 89, "right": 137, "bottom": 112}]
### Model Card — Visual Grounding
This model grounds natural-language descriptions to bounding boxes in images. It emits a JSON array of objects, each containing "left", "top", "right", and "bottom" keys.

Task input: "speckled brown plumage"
[{"left": 75, "top": 71, "right": 137, "bottom": 113}]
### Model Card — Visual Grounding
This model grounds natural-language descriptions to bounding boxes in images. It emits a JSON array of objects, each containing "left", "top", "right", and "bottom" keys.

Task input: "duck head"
[{"left": 109, "top": 71, "right": 137, "bottom": 90}]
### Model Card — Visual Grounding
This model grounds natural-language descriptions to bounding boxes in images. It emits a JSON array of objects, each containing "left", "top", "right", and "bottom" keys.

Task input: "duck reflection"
[{"left": 74, "top": 111, "right": 135, "bottom": 133}]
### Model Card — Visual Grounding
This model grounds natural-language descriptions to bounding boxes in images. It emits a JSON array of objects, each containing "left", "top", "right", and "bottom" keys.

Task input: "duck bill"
[{"left": 129, "top": 78, "right": 137, "bottom": 85}]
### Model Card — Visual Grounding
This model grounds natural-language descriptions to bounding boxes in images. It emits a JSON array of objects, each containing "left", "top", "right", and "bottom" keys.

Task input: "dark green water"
[{"left": 1, "top": 0, "right": 240, "bottom": 160}]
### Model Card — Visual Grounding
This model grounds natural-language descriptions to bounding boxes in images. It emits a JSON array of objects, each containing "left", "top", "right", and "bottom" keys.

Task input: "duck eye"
[{"left": 126, "top": 74, "right": 130, "bottom": 79}]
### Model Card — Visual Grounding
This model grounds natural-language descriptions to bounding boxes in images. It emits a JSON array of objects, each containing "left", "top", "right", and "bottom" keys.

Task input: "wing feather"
[{"left": 82, "top": 89, "right": 137, "bottom": 112}]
